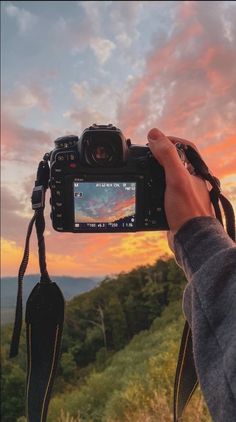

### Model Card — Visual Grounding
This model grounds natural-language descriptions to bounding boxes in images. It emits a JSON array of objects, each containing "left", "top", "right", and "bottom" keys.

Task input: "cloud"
[
  {"left": 72, "top": 81, "right": 89, "bottom": 100},
  {"left": 116, "top": 1, "right": 236, "bottom": 182},
  {"left": 3, "top": 83, "right": 51, "bottom": 115},
  {"left": 55, "top": 2, "right": 113, "bottom": 58},
  {"left": 220, "top": 1, "right": 236, "bottom": 43},
  {"left": 64, "top": 82, "right": 125, "bottom": 129},
  {"left": 54, "top": 17, "right": 116, "bottom": 65},
  {"left": 63, "top": 109, "right": 107, "bottom": 132},
  {"left": 2, "top": 113, "right": 51, "bottom": 160},
  {"left": 56, "top": 1, "right": 142, "bottom": 61},
  {"left": 223, "top": 182, "right": 236, "bottom": 205},
  {"left": 53, "top": 15, "right": 93, "bottom": 56},
  {"left": 1, "top": 186, "right": 31, "bottom": 243},
  {"left": 1, "top": 238, "right": 38, "bottom": 276},
  {"left": 89, "top": 37, "right": 116, "bottom": 64},
  {"left": 1, "top": 229, "right": 171, "bottom": 278},
  {"left": 109, "top": 1, "right": 143, "bottom": 35},
  {"left": 4, "top": 2, "right": 37, "bottom": 33},
  {"left": 115, "top": 32, "right": 133, "bottom": 48}
]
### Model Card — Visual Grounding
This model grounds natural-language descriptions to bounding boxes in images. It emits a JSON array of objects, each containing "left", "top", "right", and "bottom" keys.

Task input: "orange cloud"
[
  {"left": 1, "top": 231, "right": 171, "bottom": 278},
  {"left": 201, "top": 134, "right": 236, "bottom": 179},
  {"left": 118, "top": 20, "right": 204, "bottom": 140},
  {"left": 1, "top": 238, "right": 38, "bottom": 276}
]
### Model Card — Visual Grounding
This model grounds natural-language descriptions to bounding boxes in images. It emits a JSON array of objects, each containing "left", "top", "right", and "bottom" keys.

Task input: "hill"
[
  {"left": 1, "top": 275, "right": 101, "bottom": 324},
  {"left": 1, "top": 258, "right": 211, "bottom": 422},
  {"left": 48, "top": 302, "right": 211, "bottom": 422}
]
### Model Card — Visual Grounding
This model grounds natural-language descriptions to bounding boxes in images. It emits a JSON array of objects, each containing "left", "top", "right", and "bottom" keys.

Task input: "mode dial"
[{"left": 54, "top": 135, "right": 78, "bottom": 149}]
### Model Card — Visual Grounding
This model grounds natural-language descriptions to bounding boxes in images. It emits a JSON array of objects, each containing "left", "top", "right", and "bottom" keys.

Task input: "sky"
[{"left": 1, "top": 0, "right": 236, "bottom": 277}]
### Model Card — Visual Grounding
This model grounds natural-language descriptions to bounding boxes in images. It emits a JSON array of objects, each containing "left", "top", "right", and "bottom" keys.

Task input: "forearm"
[{"left": 174, "top": 217, "right": 236, "bottom": 421}]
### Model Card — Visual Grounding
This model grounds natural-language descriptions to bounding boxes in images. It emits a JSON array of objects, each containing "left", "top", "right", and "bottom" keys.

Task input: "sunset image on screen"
[{"left": 74, "top": 182, "right": 136, "bottom": 225}]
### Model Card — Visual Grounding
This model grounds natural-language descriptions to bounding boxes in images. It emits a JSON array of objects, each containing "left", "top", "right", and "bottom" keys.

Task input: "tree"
[
  {"left": 1, "top": 361, "right": 25, "bottom": 422},
  {"left": 107, "top": 295, "right": 128, "bottom": 350},
  {"left": 83, "top": 305, "right": 107, "bottom": 350},
  {"left": 60, "top": 352, "right": 77, "bottom": 380}
]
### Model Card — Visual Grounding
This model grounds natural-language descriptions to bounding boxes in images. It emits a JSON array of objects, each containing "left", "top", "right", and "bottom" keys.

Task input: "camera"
[{"left": 49, "top": 124, "right": 170, "bottom": 233}]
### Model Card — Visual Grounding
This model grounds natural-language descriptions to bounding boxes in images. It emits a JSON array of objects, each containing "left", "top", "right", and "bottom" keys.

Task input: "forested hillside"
[
  {"left": 1, "top": 275, "right": 100, "bottom": 324},
  {"left": 1, "top": 258, "right": 211, "bottom": 422}
]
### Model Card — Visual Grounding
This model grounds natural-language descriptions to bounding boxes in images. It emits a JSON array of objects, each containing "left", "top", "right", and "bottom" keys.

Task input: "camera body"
[{"left": 49, "top": 124, "right": 169, "bottom": 233}]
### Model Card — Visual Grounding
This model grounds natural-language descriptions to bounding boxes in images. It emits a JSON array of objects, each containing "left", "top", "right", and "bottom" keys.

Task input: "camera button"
[
  {"left": 57, "top": 154, "right": 65, "bottom": 161},
  {"left": 67, "top": 153, "right": 76, "bottom": 161}
]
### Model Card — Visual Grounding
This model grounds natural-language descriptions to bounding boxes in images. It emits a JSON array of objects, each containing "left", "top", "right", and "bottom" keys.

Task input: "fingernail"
[{"left": 148, "top": 128, "right": 164, "bottom": 142}]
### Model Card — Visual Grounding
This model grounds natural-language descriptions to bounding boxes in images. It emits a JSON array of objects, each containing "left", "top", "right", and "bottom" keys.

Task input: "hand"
[{"left": 147, "top": 128, "right": 214, "bottom": 250}]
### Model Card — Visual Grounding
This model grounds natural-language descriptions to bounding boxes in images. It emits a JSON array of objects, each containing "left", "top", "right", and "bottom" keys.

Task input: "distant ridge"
[{"left": 1, "top": 275, "right": 102, "bottom": 324}]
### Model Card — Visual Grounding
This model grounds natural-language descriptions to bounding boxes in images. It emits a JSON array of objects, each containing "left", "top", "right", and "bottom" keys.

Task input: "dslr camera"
[{"left": 49, "top": 124, "right": 170, "bottom": 233}]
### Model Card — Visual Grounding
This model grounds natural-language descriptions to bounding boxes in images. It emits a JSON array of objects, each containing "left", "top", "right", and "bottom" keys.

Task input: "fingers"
[
  {"left": 147, "top": 128, "right": 188, "bottom": 180},
  {"left": 167, "top": 136, "right": 200, "bottom": 152}
]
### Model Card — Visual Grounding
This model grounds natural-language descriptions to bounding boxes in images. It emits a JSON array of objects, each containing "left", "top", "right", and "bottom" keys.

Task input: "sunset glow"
[{"left": 2, "top": 1, "right": 236, "bottom": 277}]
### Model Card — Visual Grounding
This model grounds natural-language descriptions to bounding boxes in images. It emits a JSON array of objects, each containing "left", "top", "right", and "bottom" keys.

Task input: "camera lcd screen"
[{"left": 73, "top": 181, "right": 136, "bottom": 230}]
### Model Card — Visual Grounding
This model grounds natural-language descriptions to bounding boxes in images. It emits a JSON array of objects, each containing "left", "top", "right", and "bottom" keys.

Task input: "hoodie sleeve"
[{"left": 173, "top": 216, "right": 236, "bottom": 422}]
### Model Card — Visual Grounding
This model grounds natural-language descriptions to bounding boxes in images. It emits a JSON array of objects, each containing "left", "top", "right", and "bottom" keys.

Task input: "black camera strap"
[
  {"left": 10, "top": 157, "right": 65, "bottom": 422},
  {"left": 173, "top": 144, "right": 235, "bottom": 422}
]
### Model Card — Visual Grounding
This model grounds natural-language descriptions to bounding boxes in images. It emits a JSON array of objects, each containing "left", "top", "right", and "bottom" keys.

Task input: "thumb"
[{"left": 147, "top": 128, "right": 187, "bottom": 178}]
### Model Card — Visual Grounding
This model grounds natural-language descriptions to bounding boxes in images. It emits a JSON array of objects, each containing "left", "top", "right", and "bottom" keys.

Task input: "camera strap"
[
  {"left": 10, "top": 157, "right": 65, "bottom": 422},
  {"left": 173, "top": 144, "right": 235, "bottom": 422}
]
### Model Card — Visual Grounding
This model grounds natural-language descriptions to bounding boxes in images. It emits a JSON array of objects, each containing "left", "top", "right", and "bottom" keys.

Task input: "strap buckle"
[{"left": 31, "top": 185, "right": 45, "bottom": 210}]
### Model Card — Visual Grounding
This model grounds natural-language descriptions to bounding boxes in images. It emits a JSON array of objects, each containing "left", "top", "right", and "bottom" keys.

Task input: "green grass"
[{"left": 47, "top": 302, "right": 211, "bottom": 422}]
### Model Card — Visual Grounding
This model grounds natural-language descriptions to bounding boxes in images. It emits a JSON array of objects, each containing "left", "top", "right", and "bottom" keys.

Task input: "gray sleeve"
[{"left": 174, "top": 217, "right": 236, "bottom": 422}]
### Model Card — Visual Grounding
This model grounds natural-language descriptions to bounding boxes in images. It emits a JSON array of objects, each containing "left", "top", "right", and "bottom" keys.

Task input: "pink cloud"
[
  {"left": 1, "top": 186, "right": 30, "bottom": 243},
  {"left": 117, "top": 1, "right": 236, "bottom": 190},
  {"left": 1, "top": 113, "right": 51, "bottom": 160},
  {"left": 178, "top": 1, "right": 196, "bottom": 20}
]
